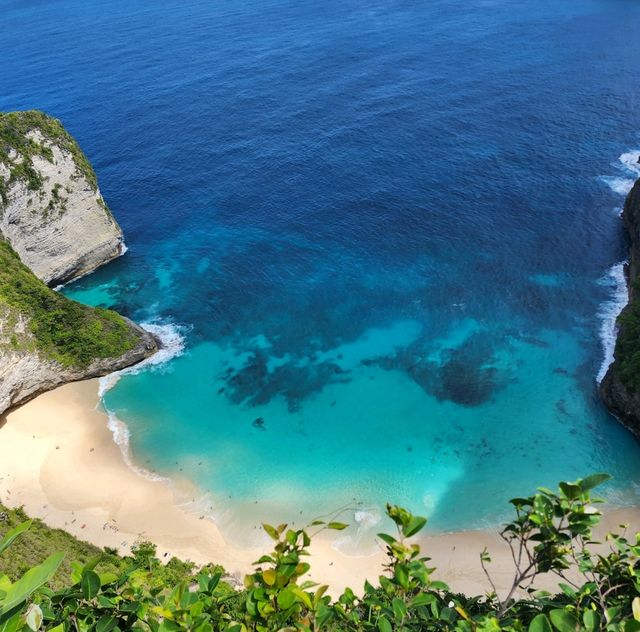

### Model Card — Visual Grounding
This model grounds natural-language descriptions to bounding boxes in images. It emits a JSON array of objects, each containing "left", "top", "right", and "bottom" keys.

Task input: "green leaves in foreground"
[
  {"left": 0, "top": 522, "right": 32, "bottom": 556},
  {"left": 529, "top": 613, "right": 554, "bottom": 632},
  {"left": 0, "top": 521, "right": 63, "bottom": 632},
  {"left": 239, "top": 518, "right": 348, "bottom": 630},
  {"left": 2, "top": 473, "right": 640, "bottom": 631},
  {"left": 0, "top": 552, "right": 64, "bottom": 614},
  {"left": 80, "top": 570, "right": 101, "bottom": 601}
]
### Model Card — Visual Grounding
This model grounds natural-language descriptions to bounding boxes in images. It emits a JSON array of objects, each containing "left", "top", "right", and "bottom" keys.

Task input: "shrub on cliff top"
[
  {"left": 0, "top": 240, "right": 139, "bottom": 367},
  {"left": 614, "top": 280, "right": 640, "bottom": 393},
  {"left": 0, "top": 110, "right": 99, "bottom": 207}
]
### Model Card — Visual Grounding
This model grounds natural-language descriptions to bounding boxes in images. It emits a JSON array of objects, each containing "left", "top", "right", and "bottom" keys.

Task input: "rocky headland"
[
  {"left": 600, "top": 177, "right": 640, "bottom": 437},
  {"left": 0, "top": 110, "right": 157, "bottom": 416}
]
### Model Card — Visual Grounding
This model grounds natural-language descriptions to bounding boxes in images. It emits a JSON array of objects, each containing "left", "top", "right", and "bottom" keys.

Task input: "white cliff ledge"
[
  {"left": 0, "top": 110, "right": 124, "bottom": 286},
  {"left": 0, "top": 110, "right": 157, "bottom": 416}
]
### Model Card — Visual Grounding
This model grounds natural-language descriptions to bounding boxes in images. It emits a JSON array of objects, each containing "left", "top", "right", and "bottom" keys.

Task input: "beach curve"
[{"left": 2, "top": 380, "right": 640, "bottom": 598}]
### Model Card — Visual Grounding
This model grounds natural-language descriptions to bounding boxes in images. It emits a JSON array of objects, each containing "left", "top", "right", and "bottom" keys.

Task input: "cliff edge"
[
  {"left": 0, "top": 111, "right": 157, "bottom": 416},
  {"left": 600, "top": 178, "right": 640, "bottom": 438},
  {"left": 0, "top": 110, "right": 125, "bottom": 287}
]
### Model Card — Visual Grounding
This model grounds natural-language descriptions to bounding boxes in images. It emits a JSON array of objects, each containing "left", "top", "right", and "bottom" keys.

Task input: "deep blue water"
[{"left": 3, "top": 0, "right": 640, "bottom": 546}]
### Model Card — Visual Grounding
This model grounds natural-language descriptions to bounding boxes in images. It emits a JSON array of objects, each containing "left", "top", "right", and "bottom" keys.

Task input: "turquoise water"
[
  {"left": 3, "top": 0, "right": 640, "bottom": 544},
  {"left": 96, "top": 320, "right": 640, "bottom": 546}
]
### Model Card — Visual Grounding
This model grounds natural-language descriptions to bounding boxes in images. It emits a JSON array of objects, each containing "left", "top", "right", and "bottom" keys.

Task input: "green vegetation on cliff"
[
  {"left": 0, "top": 240, "right": 139, "bottom": 367},
  {"left": 612, "top": 179, "right": 640, "bottom": 396},
  {"left": 614, "top": 278, "right": 640, "bottom": 393},
  {"left": 0, "top": 505, "right": 125, "bottom": 591},
  {"left": 0, "top": 505, "right": 228, "bottom": 595},
  {"left": 1, "top": 474, "right": 640, "bottom": 632},
  {"left": 0, "top": 110, "right": 99, "bottom": 207}
]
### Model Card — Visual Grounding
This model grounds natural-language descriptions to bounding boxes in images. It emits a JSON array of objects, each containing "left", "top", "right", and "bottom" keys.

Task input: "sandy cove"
[{"left": 1, "top": 379, "right": 639, "bottom": 597}]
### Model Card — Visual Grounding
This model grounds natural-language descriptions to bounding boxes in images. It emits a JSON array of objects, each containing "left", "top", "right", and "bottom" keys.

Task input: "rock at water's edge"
[
  {"left": 0, "top": 111, "right": 158, "bottom": 416},
  {"left": 0, "top": 319, "right": 157, "bottom": 416},
  {"left": 600, "top": 178, "right": 640, "bottom": 438}
]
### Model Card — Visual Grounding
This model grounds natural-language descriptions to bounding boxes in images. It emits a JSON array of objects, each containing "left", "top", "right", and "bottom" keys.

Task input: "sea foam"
[
  {"left": 97, "top": 321, "right": 187, "bottom": 482},
  {"left": 599, "top": 150, "right": 640, "bottom": 196},
  {"left": 596, "top": 150, "right": 640, "bottom": 381},
  {"left": 601, "top": 176, "right": 635, "bottom": 196},
  {"left": 619, "top": 150, "right": 640, "bottom": 176},
  {"left": 332, "top": 508, "right": 383, "bottom": 555},
  {"left": 596, "top": 149, "right": 640, "bottom": 383},
  {"left": 98, "top": 322, "right": 187, "bottom": 396},
  {"left": 597, "top": 262, "right": 628, "bottom": 383}
]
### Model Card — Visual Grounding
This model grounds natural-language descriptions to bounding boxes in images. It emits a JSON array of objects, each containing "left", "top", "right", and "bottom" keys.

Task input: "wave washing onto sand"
[
  {"left": 98, "top": 322, "right": 187, "bottom": 396},
  {"left": 596, "top": 263, "right": 628, "bottom": 383},
  {"left": 332, "top": 508, "right": 383, "bottom": 556},
  {"left": 98, "top": 322, "right": 187, "bottom": 483}
]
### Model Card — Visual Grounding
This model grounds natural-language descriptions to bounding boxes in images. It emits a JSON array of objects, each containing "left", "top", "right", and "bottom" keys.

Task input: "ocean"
[{"left": 3, "top": 0, "right": 640, "bottom": 547}]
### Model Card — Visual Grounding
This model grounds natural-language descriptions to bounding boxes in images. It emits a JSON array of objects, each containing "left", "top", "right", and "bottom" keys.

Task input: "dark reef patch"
[
  {"left": 436, "top": 353, "right": 504, "bottom": 407},
  {"left": 367, "top": 332, "right": 512, "bottom": 407},
  {"left": 221, "top": 349, "right": 351, "bottom": 412},
  {"left": 518, "top": 335, "right": 550, "bottom": 348},
  {"left": 214, "top": 327, "right": 519, "bottom": 411}
]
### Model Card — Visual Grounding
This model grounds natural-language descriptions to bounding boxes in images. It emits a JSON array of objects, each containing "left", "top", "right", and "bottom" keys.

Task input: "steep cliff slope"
[
  {"left": 0, "top": 111, "right": 157, "bottom": 416},
  {"left": 600, "top": 178, "right": 640, "bottom": 437},
  {"left": 0, "top": 111, "right": 124, "bottom": 286}
]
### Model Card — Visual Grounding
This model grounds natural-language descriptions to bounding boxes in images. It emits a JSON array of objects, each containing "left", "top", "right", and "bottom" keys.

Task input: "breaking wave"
[
  {"left": 97, "top": 321, "right": 187, "bottom": 482},
  {"left": 597, "top": 262, "right": 628, "bottom": 383}
]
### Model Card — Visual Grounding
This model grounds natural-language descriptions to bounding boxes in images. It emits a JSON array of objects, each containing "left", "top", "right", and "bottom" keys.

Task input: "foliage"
[
  {"left": 0, "top": 110, "right": 99, "bottom": 207},
  {"left": 1, "top": 475, "right": 640, "bottom": 631},
  {"left": 614, "top": 279, "right": 640, "bottom": 393},
  {"left": 0, "top": 241, "right": 140, "bottom": 367},
  {"left": 0, "top": 505, "right": 124, "bottom": 590}
]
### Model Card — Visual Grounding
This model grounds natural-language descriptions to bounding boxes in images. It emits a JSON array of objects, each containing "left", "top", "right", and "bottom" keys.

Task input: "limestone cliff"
[
  {"left": 0, "top": 111, "right": 125, "bottom": 286},
  {"left": 600, "top": 178, "right": 640, "bottom": 438},
  {"left": 0, "top": 309, "right": 157, "bottom": 415},
  {"left": 0, "top": 111, "right": 157, "bottom": 416}
]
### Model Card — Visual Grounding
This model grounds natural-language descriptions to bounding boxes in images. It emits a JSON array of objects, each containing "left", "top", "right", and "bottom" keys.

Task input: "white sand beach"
[{"left": 1, "top": 380, "right": 638, "bottom": 597}]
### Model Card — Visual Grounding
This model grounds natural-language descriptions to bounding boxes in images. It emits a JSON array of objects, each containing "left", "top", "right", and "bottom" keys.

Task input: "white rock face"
[
  {"left": 0, "top": 307, "right": 157, "bottom": 415},
  {"left": 0, "top": 112, "right": 157, "bottom": 416},
  {"left": 0, "top": 128, "right": 124, "bottom": 286}
]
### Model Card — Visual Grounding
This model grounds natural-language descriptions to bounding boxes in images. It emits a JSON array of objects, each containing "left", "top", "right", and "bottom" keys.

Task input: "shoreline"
[{"left": 1, "top": 380, "right": 640, "bottom": 597}]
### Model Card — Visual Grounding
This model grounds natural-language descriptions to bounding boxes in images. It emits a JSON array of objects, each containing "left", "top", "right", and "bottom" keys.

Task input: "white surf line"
[
  {"left": 597, "top": 262, "right": 628, "bottom": 383},
  {"left": 98, "top": 321, "right": 188, "bottom": 484},
  {"left": 596, "top": 149, "right": 640, "bottom": 383}
]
